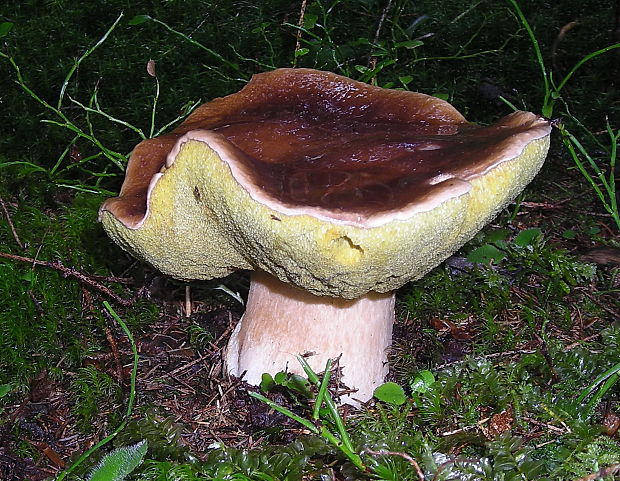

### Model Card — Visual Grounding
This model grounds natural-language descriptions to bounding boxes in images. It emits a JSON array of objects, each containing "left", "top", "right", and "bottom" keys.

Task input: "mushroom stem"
[{"left": 226, "top": 271, "right": 395, "bottom": 404}]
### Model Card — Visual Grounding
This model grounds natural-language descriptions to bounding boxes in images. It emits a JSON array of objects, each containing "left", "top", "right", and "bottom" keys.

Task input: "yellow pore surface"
[{"left": 101, "top": 135, "right": 550, "bottom": 299}]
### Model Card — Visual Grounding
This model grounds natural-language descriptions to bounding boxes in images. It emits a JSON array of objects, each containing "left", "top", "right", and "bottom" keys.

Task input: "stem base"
[{"left": 226, "top": 272, "right": 395, "bottom": 404}]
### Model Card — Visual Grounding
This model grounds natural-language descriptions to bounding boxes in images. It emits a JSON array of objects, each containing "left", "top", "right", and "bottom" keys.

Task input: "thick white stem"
[{"left": 226, "top": 272, "right": 395, "bottom": 404}]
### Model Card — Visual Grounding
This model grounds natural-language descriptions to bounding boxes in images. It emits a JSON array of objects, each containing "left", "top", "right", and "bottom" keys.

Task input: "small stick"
[
  {"left": 551, "top": 21, "right": 579, "bottom": 74},
  {"left": 0, "top": 251, "right": 134, "bottom": 306},
  {"left": 168, "top": 372, "right": 197, "bottom": 394},
  {"left": 185, "top": 285, "right": 192, "bottom": 317},
  {"left": 519, "top": 201, "right": 564, "bottom": 209},
  {"left": 572, "top": 463, "right": 620, "bottom": 481},
  {"left": 367, "top": 0, "right": 394, "bottom": 70},
  {"left": 523, "top": 416, "right": 568, "bottom": 434},
  {"left": 28, "top": 290, "right": 45, "bottom": 317},
  {"left": 536, "top": 334, "right": 560, "bottom": 384},
  {"left": 165, "top": 354, "right": 208, "bottom": 378},
  {"left": 85, "top": 273, "right": 134, "bottom": 284},
  {"left": 205, "top": 377, "right": 243, "bottom": 407},
  {"left": 579, "top": 289, "right": 620, "bottom": 320},
  {"left": 439, "top": 417, "right": 491, "bottom": 437},
  {"left": 105, "top": 326, "right": 124, "bottom": 384},
  {"left": 294, "top": 0, "right": 308, "bottom": 63},
  {"left": 0, "top": 197, "right": 24, "bottom": 248},
  {"left": 364, "top": 448, "right": 425, "bottom": 480},
  {"left": 564, "top": 332, "right": 602, "bottom": 350},
  {"left": 435, "top": 349, "right": 537, "bottom": 370}
]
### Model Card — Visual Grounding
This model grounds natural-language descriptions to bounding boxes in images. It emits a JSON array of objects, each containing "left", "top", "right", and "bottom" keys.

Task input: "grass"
[
  {"left": 0, "top": 1, "right": 619, "bottom": 480},
  {"left": 505, "top": 0, "right": 620, "bottom": 229}
]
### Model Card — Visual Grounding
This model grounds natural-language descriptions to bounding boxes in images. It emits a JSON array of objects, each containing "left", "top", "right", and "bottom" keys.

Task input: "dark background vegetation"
[{"left": 0, "top": 1, "right": 619, "bottom": 480}]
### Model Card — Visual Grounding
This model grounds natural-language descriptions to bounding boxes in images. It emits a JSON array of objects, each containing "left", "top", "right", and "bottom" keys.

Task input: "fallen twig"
[
  {"left": 293, "top": 0, "right": 308, "bottom": 63},
  {"left": 105, "top": 326, "right": 124, "bottom": 384},
  {"left": 551, "top": 21, "right": 579, "bottom": 74},
  {"left": 435, "top": 348, "right": 537, "bottom": 370},
  {"left": 367, "top": 0, "right": 394, "bottom": 71},
  {"left": 519, "top": 201, "right": 565, "bottom": 209},
  {"left": 578, "top": 289, "right": 620, "bottom": 320},
  {"left": 364, "top": 448, "right": 425, "bottom": 480},
  {"left": 28, "top": 290, "right": 45, "bottom": 317},
  {"left": 0, "top": 251, "right": 134, "bottom": 306},
  {"left": 572, "top": 462, "right": 620, "bottom": 481},
  {"left": 165, "top": 354, "right": 209, "bottom": 378},
  {"left": 0, "top": 196, "right": 24, "bottom": 248}
]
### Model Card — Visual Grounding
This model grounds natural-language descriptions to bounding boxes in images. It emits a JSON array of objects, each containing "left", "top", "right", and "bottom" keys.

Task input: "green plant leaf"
[
  {"left": 374, "top": 382, "right": 406, "bottom": 405},
  {"left": 399, "top": 75, "right": 413, "bottom": 86},
  {"left": 0, "top": 384, "right": 11, "bottom": 398},
  {"left": 303, "top": 13, "right": 318, "bottom": 29},
  {"left": 394, "top": 39, "right": 424, "bottom": 49},
  {"left": 288, "top": 374, "right": 313, "bottom": 398},
  {"left": 87, "top": 440, "right": 148, "bottom": 481},
  {"left": 294, "top": 48, "right": 309, "bottom": 58},
  {"left": 513, "top": 228, "right": 542, "bottom": 247},
  {"left": 19, "top": 271, "right": 35, "bottom": 282},
  {"left": 562, "top": 229, "right": 577, "bottom": 239},
  {"left": 485, "top": 228, "right": 511, "bottom": 243},
  {"left": 274, "top": 371, "right": 287, "bottom": 385},
  {"left": 410, "top": 370, "right": 435, "bottom": 393},
  {"left": 0, "top": 22, "right": 14, "bottom": 38},
  {"left": 260, "top": 373, "right": 275, "bottom": 392},
  {"left": 467, "top": 244, "right": 506, "bottom": 264},
  {"left": 128, "top": 15, "right": 151, "bottom": 26}
]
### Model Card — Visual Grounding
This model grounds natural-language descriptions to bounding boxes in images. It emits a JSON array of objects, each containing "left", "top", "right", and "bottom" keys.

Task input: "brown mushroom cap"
[
  {"left": 100, "top": 68, "right": 551, "bottom": 298},
  {"left": 102, "top": 68, "right": 469, "bottom": 227}
]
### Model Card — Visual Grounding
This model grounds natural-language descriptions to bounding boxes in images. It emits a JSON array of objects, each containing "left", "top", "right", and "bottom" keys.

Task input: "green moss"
[
  {"left": 71, "top": 365, "right": 123, "bottom": 433},
  {"left": 0, "top": 1, "right": 618, "bottom": 479},
  {"left": 0, "top": 190, "right": 157, "bottom": 395}
]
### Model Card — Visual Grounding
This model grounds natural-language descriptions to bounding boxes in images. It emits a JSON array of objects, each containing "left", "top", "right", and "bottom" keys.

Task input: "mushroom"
[{"left": 99, "top": 68, "right": 551, "bottom": 404}]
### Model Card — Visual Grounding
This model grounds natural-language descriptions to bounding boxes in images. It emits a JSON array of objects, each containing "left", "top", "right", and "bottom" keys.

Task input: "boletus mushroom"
[{"left": 99, "top": 68, "right": 551, "bottom": 404}]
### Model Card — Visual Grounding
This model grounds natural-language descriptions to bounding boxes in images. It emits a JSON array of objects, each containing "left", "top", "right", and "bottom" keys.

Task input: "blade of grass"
[
  {"left": 296, "top": 356, "right": 357, "bottom": 456},
  {"left": 584, "top": 371, "right": 620, "bottom": 416},
  {"left": 69, "top": 95, "right": 146, "bottom": 140},
  {"left": 553, "top": 43, "right": 620, "bottom": 94},
  {"left": 57, "top": 13, "right": 124, "bottom": 110},
  {"left": 576, "top": 361, "right": 620, "bottom": 405},
  {"left": 559, "top": 124, "right": 620, "bottom": 229},
  {"left": 154, "top": 100, "right": 201, "bottom": 137},
  {"left": 313, "top": 359, "right": 333, "bottom": 420},
  {"left": 49, "top": 135, "right": 78, "bottom": 176},
  {"left": 505, "top": 0, "right": 550, "bottom": 115},
  {"left": 149, "top": 75, "right": 159, "bottom": 139},
  {"left": 247, "top": 391, "right": 319, "bottom": 434},
  {"left": 146, "top": 16, "right": 247, "bottom": 79}
]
